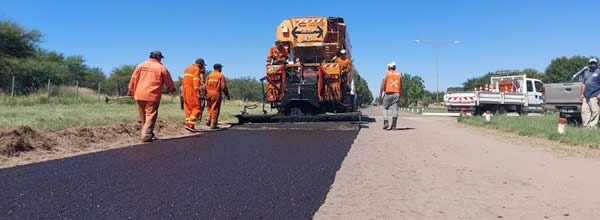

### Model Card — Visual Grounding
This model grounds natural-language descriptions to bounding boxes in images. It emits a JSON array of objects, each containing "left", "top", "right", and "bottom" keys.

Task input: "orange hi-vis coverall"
[
  {"left": 335, "top": 56, "right": 353, "bottom": 96},
  {"left": 335, "top": 57, "right": 353, "bottom": 74},
  {"left": 267, "top": 45, "right": 289, "bottom": 64},
  {"left": 182, "top": 64, "right": 203, "bottom": 127},
  {"left": 128, "top": 58, "right": 176, "bottom": 140},
  {"left": 205, "top": 70, "right": 229, "bottom": 128}
]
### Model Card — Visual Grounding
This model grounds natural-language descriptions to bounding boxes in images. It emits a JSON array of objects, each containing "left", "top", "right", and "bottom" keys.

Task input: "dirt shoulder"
[
  {"left": 315, "top": 107, "right": 600, "bottom": 219},
  {"left": 0, "top": 120, "right": 221, "bottom": 169}
]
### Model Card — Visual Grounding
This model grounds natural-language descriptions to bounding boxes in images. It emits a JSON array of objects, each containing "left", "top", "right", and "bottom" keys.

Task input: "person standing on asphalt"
[
  {"left": 205, "top": 63, "right": 230, "bottom": 129},
  {"left": 379, "top": 62, "right": 402, "bottom": 130},
  {"left": 182, "top": 58, "right": 206, "bottom": 132},
  {"left": 128, "top": 50, "right": 176, "bottom": 142},
  {"left": 580, "top": 58, "right": 600, "bottom": 128}
]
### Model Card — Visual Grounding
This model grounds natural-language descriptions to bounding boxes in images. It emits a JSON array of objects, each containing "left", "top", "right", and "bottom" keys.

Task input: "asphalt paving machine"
[{"left": 236, "top": 16, "right": 361, "bottom": 123}]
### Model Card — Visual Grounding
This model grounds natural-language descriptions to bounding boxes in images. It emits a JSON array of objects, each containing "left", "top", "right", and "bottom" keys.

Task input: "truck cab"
[{"left": 525, "top": 78, "right": 545, "bottom": 112}]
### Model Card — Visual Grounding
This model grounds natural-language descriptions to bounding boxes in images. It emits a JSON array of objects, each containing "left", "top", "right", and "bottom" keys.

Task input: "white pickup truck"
[{"left": 445, "top": 75, "right": 544, "bottom": 115}]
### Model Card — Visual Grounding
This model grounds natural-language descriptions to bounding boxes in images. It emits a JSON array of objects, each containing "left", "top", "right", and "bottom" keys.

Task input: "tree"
[
  {"left": 544, "top": 56, "right": 591, "bottom": 83},
  {"left": 447, "top": 87, "right": 465, "bottom": 92},
  {"left": 0, "top": 19, "right": 105, "bottom": 94},
  {"left": 59, "top": 55, "right": 106, "bottom": 88},
  {"left": 400, "top": 73, "right": 425, "bottom": 107},
  {"left": 0, "top": 20, "right": 41, "bottom": 58},
  {"left": 353, "top": 69, "right": 373, "bottom": 107},
  {"left": 227, "top": 77, "right": 263, "bottom": 101},
  {"left": 103, "top": 65, "right": 135, "bottom": 96},
  {"left": 10, "top": 58, "right": 70, "bottom": 93}
]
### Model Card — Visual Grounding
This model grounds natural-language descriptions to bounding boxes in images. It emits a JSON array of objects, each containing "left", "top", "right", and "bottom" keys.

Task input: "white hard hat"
[
  {"left": 387, "top": 62, "right": 396, "bottom": 68},
  {"left": 590, "top": 58, "right": 598, "bottom": 64},
  {"left": 340, "top": 49, "right": 347, "bottom": 54}
]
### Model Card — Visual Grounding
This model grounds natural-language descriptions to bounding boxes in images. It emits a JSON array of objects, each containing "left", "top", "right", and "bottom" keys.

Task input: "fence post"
[
  {"left": 47, "top": 79, "right": 51, "bottom": 99},
  {"left": 97, "top": 83, "right": 101, "bottom": 102},
  {"left": 11, "top": 76, "right": 15, "bottom": 98},
  {"left": 76, "top": 80, "right": 79, "bottom": 103}
]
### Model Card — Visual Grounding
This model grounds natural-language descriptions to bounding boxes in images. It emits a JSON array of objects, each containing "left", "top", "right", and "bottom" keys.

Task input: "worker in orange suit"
[
  {"left": 379, "top": 62, "right": 402, "bottom": 131},
  {"left": 128, "top": 50, "right": 176, "bottom": 142},
  {"left": 205, "top": 63, "right": 230, "bottom": 129},
  {"left": 335, "top": 49, "right": 353, "bottom": 96},
  {"left": 267, "top": 40, "right": 289, "bottom": 65},
  {"left": 182, "top": 58, "right": 206, "bottom": 132}
]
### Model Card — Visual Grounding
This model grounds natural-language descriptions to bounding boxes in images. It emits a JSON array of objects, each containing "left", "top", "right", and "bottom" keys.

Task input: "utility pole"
[
  {"left": 435, "top": 46, "right": 440, "bottom": 105},
  {"left": 414, "top": 40, "right": 460, "bottom": 105}
]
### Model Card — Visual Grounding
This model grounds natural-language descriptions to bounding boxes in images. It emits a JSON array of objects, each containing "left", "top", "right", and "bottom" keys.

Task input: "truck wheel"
[
  {"left": 516, "top": 106, "right": 525, "bottom": 116},
  {"left": 474, "top": 108, "right": 484, "bottom": 116},
  {"left": 496, "top": 106, "right": 508, "bottom": 115}
]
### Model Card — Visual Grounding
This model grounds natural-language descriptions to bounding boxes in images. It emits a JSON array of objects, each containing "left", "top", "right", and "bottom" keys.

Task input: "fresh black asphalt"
[{"left": 0, "top": 125, "right": 359, "bottom": 219}]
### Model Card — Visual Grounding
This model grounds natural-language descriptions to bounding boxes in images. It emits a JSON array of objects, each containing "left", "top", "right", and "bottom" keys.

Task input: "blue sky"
[{"left": 2, "top": 0, "right": 599, "bottom": 95}]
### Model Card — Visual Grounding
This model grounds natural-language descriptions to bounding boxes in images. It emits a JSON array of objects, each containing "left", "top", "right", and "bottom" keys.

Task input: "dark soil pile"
[{"left": 0, "top": 126, "right": 55, "bottom": 157}]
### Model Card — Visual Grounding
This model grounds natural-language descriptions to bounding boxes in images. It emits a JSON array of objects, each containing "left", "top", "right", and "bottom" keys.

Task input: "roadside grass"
[
  {"left": 399, "top": 107, "right": 448, "bottom": 113},
  {"left": 460, "top": 114, "right": 600, "bottom": 148},
  {"left": 422, "top": 107, "right": 448, "bottom": 113},
  {"left": 0, "top": 97, "right": 263, "bottom": 130}
]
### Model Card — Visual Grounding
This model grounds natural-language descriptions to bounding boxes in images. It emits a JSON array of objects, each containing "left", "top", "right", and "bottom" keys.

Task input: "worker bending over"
[
  {"left": 128, "top": 50, "right": 176, "bottom": 142},
  {"left": 267, "top": 40, "right": 289, "bottom": 65},
  {"left": 379, "top": 62, "right": 402, "bottom": 130},
  {"left": 205, "top": 63, "right": 230, "bottom": 129},
  {"left": 182, "top": 58, "right": 206, "bottom": 132}
]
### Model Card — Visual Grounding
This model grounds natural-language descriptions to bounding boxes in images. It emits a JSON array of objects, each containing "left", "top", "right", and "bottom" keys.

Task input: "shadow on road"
[{"left": 389, "top": 127, "right": 416, "bottom": 131}]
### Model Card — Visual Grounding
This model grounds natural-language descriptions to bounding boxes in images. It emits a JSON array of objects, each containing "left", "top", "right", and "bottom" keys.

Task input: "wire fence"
[{"left": 0, "top": 77, "right": 179, "bottom": 106}]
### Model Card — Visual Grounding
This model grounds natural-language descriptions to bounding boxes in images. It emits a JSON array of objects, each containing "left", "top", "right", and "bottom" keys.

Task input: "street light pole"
[
  {"left": 415, "top": 40, "right": 460, "bottom": 106},
  {"left": 435, "top": 45, "right": 440, "bottom": 105}
]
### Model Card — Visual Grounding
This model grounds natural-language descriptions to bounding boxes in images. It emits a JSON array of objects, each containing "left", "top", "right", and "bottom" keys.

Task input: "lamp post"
[{"left": 415, "top": 40, "right": 460, "bottom": 105}]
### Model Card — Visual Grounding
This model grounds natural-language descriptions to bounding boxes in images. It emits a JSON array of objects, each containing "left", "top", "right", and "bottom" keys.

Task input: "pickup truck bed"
[{"left": 544, "top": 82, "right": 583, "bottom": 124}]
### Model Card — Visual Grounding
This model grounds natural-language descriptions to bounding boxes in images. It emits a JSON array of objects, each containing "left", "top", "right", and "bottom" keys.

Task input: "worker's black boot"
[
  {"left": 388, "top": 118, "right": 397, "bottom": 130},
  {"left": 383, "top": 120, "right": 389, "bottom": 130}
]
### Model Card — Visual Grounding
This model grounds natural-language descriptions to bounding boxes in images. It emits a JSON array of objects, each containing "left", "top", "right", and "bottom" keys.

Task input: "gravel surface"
[{"left": 315, "top": 107, "right": 600, "bottom": 219}]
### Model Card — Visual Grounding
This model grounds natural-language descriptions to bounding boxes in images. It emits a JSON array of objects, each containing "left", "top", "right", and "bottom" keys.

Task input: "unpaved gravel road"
[{"left": 316, "top": 107, "right": 600, "bottom": 219}]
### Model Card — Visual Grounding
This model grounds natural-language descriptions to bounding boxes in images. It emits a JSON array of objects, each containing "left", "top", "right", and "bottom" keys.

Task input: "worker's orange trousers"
[
  {"left": 182, "top": 86, "right": 202, "bottom": 127},
  {"left": 136, "top": 100, "right": 160, "bottom": 140},
  {"left": 206, "top": 95, "right": 222, "bottom": 128}
]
